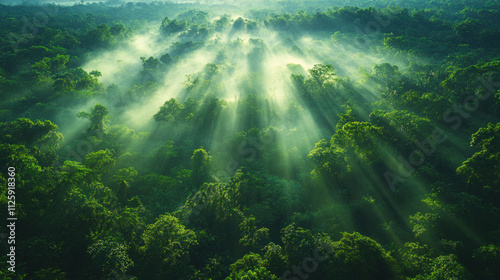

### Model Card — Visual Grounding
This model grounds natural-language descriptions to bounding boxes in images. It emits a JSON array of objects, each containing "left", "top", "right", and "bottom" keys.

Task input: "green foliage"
[
  {"left": 410, "top": 212, "right": 440, "bottom": 244},
  {"left": 239, "top": 216, "right": 270, "bottom": 250},
  {"left": 228, "top": 169, "right": 304, "bottom": 228},
  {"left": 139, "top": 214, "right": 198, "bottom": 279},
  {"left": 332, "top": 122, "right": 385, "bottom": 166},
  {"left": 232, "top": 17, "right": 246, "bottom": 31},
  {"left": 160, "top": 17, "right": 188, "bottom": 34},
  {"left": 309, "top": 64, "right": 337, "bottom": 86},
  {"left": 2, "top": 2, "right": 500, "bottom": 279},
  {"left": 33, "top": 268, "right": 67, "bottom": 280},
  {"left": 177, "top": 183, "right": 244, "bottom": 252},
  {"left": 262, "top": 242, "right": 288, "bottom": 276},
  {"left": 226, "top": 253, "right": 278, "bottom": 280},
  {"left": 214, "top": 15, "right": 230, "bottom": 31},
  {"left": 398, "top": 242, "right": 434, "bottom": 277},
  {"left": 148, "top": 140, "right": 181, "bottom": 174},
  {"left": 308, "top": 139, "right": 350, "bottom": 181},
  {"left": 457, "top": 122, "right": 500, "bottom": 196},
  {"left": 0, "top": 118, "right": 62, "bottom": 152},
  {"left": 132, "top": 172, "right": 187, "bottom": 217},
  {"left": 370, "top": 109, "right": 434, "bottom": 151},
  {"left": 373, "top": 63, "right": 400, "bottom": 79},
  {"left": 154, "top": 98, "right": 185, "bottom": 124},
  {"left": 412, "top": 254, "right": 471, "bottom": 280},
  {"left": 191, "top": 147, "right": 212, "bottom": 187},
  {"left": 85, "top": 149, "right": 116, "bottom": 177},
  {"left": 141, "top": 56, "right": 160, "bottom": 71},
  {"left": 326, "top": 232, "right": 399, "bottom": 280},
  {"left": 280, "top": 224, "right": 317, "bottom": 265},
  {"left": 113, "top": 167, "right": 138, "bottom": 183},
  {"left": 226, "top": 266, "right": 278, "bottom": 280},
  {"left": 77, "top": 104, "right": 109, "bottom": 134},
  {"left": 88, "top": 238, "right": 134, "bottom": 278},
  {"left": 472, "top": 244, "right": 500, "bottom": 279},
  {"left": 83, "top": 24, "right": 114, "bottom": 49}
]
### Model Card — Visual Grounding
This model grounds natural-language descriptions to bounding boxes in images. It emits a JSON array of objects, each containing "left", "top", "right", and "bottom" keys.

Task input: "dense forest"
[{"left": 1, "top": 0, "right": 499, "bottom": 279}]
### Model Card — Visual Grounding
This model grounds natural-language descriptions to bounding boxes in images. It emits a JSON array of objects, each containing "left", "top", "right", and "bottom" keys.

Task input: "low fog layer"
[{"left": 79, "top": 13, "right": 405, "bottom": 131}]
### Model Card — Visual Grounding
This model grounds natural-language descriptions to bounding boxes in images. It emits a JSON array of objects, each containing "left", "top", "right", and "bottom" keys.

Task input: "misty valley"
[{"left": 1, "top": 0, "right": 500, "bottom": 279}]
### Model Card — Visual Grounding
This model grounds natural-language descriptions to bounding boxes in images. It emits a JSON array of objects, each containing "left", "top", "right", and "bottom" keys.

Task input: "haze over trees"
[{"left": 1, "top": 0, "right": 500, "bottom": 279}]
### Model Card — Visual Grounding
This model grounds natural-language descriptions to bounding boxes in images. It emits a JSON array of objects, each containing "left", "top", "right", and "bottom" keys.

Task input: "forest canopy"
[{"left": 1, "top": 0, "right": 500, "bottom": 279}]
